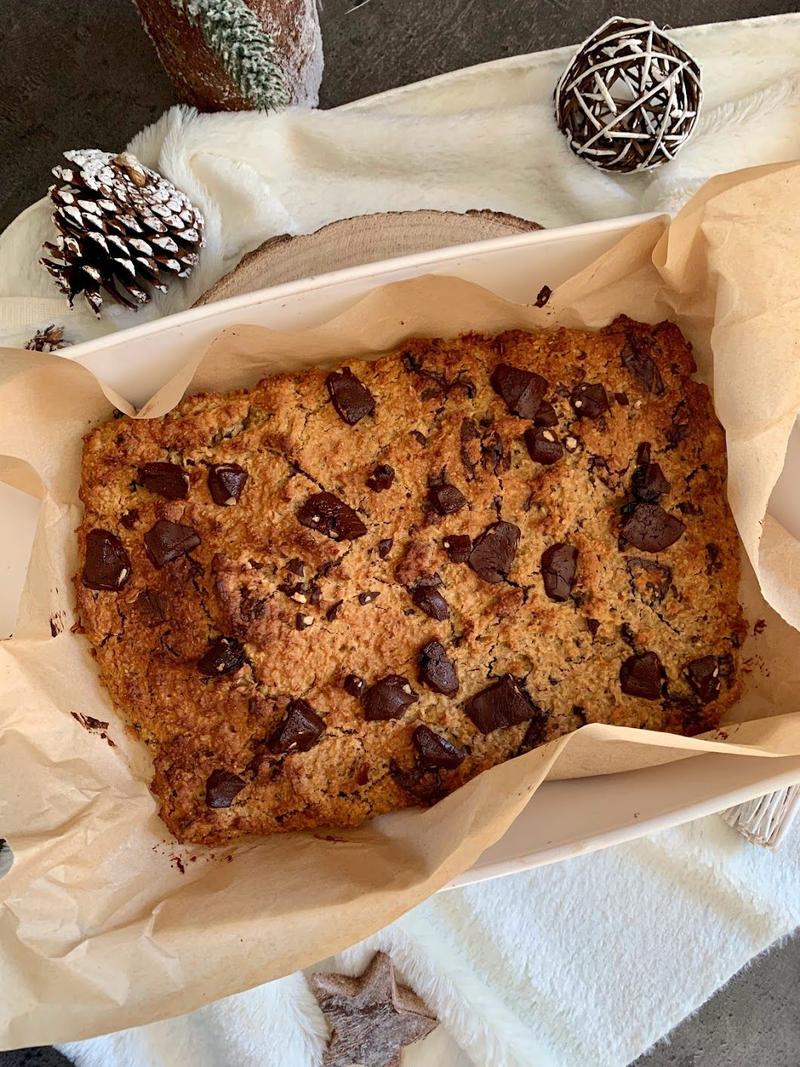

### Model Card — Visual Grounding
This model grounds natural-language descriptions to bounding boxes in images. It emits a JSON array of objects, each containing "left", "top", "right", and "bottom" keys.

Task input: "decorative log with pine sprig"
[{"left": 132, "top": 0, "right": 323, "bottom": 112}]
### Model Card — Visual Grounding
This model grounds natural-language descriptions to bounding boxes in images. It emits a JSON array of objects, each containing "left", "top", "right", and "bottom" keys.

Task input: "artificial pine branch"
[{"left": 171, "top": 0, "right": 288, "bottom": 110}]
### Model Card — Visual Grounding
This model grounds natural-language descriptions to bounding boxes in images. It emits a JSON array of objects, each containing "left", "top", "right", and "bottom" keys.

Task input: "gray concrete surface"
[
  {"left": 1, "top": 2, "right": 798, "bottom": 1064},
  {"left": 637, "top": 933, "right": 800, "bottom": 1066}
]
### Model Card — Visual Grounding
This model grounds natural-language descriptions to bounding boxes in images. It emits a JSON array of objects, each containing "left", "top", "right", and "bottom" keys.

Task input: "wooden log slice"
[{"left": 195, "top": 208, "right": 542, "bottom": 305}]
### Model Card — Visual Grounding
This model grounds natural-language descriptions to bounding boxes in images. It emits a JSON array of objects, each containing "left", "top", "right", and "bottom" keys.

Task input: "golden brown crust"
[{"left": 75, "top": 318, "right": 746, "bottom": 844}]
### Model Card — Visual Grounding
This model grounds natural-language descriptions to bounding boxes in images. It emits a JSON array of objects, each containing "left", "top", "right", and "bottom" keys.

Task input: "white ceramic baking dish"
[{"left": 4, "top": 213, "right": 800, "bottom": 888}]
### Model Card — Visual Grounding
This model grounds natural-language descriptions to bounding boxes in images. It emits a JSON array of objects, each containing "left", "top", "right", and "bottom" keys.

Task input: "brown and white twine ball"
[{"left": 554, "top": 17, "right": 702, "bottom": 174}]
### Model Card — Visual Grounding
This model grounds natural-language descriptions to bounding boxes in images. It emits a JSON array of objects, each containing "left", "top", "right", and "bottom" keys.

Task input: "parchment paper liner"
[{"left": 2, "top": 162, "right": 800, "bottom": 1047}]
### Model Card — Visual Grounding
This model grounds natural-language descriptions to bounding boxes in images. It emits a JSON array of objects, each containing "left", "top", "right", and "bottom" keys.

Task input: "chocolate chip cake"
[{"left": 75, "top": 317, "right": 746, "bottom": 845}]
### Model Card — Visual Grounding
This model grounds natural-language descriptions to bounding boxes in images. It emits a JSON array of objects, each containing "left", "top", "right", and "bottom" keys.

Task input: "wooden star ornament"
[{"left": 309, "top": 951, "right": 438, "bottom": 1067}]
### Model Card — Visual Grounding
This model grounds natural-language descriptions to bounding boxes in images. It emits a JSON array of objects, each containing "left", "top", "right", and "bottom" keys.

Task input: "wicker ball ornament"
[{"left": 554, "top": 17, "right": 702, "bottom": 174}]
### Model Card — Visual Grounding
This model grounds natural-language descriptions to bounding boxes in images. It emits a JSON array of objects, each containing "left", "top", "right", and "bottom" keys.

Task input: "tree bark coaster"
[
  {"left": 195, "top": 208, "right": 542, "bottom": 306},
  {"left": 309, "top": 950, "right": 438, "bottom": 1067}
]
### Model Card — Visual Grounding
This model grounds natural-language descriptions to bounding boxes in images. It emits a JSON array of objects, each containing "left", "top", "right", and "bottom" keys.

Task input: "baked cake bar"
[{"left": 75, "top": 318, "right": 745, "bottom": 844}]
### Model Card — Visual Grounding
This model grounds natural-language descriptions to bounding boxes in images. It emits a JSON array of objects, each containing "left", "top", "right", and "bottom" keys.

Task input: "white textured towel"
[
  {"left": 60, "top": 817, "right": 800, "bottom": 1067},
  {"left": 0, "top": 12, "right": 796, "bottom": 1067}
]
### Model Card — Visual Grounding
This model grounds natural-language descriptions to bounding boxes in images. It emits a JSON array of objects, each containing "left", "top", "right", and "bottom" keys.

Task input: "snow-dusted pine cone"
[
  {"left": 40, "top": 150, "right": 204, "bottom": 316},
  {"left": 24, "top": 324, "right": 69, "bottom": 352}
]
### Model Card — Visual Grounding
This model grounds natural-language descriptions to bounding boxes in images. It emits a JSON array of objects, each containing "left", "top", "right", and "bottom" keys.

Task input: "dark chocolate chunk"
[
  {"left": 621, "top": 335, "right": 665, "bottom": 395},
  {"left": 586, "top": 617, "right": 600, "bottom": 637},
  {"left": 541, "top": 543, "right": 578, "bottom": 602},
  {"left": 82, "top": 529, "right": 132, "bottom": 591},
  {"left": 208, "top": 463, "right": 248, "bottom": 506},
  {"left": 412, "top": 584, "right": 450, "bottom": 621},
  {"left": 389, "top": 759, "right": 446, "bottom": 804},
  {"left": 637, "top": 442, "right": 652, "bottom": 465},
  {"left": 615, "top": 392, "right": 630, "bottom": 406},
  {"left": 326, "top": 599, "right": 343, "bottom": 622},
  {"left": 120, "top": 508, "right": 140, "bottom": 530},
  {"left": 366, "top": 464, "right": 395, "bottom": 492},
  {"left": 620, "top": 622, "right": 637, "bottom": 647},
  {"left": 138, "top": 461, "right": 189, "bottom": 501},
  {"left": 198, "top": 636, "right": 245, "bottom": 676},
  {"left": 297, "top": 492, "right": 367, "bottom": 541},
  {"left": 490, "top": 363, "right": 548, "bottom": 419},
  {"left": 358, "top": 590, "right": 380, "bottom": 605},
  {"left": 468, "top": 521, "right": 520, "bottom": 583},
  {"left": 516, "top": 710, "right": 550, "bottom": 754},
  {"left": 620, "top": 504, "right": 685, "bottom": 553},
  {"left": 287, "top": 558, "right": 305, "bottom": 576},
  {"left": 631, "top": 461, "right": 671, "bottom": 503},
  {"left": 411, "top": 430, "right": 428, "bottom": 448},
  {"left": 666, "top": 417, "right": 690, "bottom": 450},
  {"left": 267, "top": 698, "right": 326, "bottom": 753},
  {"left": 378, "top": 538, "right": 394, "bottom": 559},
  {"left": 295, "top": 612, "right": 314, "bottom": 630},
  {"left": 134, "top": 587, "right": 166, "bottom": 622},
  {"left": 535, "top": 284, "right": 552, "bottom": 308},
  {"left": 626, "top": 557, "right": 673, "bottom": 606},
  {"left": 464, "top": 674, "right": 538, "bottom": 734},
  {"left": 525, "top": 426, "right": 563, "bottom": 465},
  {"left": 343, "top": 673, "right": 365, "bottom": 698},
  {"left": 570, "top": 382, "right": 609, "bottom": 419},
  {"left": 686, "top": 656, "right": 721, "bottom": 703},
  {"left": 326, "top": 367, "right": 376, "bottom": 425},
  {"left": 533, "top": 401, "right": 558, "bottom": 427},
  {"left": 363, "top": 675, "right": 419, "bottom": 721},
  {"left": 144, "top": 519, "right": 201, "bottom": 568},
  {"left": 418, "top": 639, "right": 459, "bottom": 695},
  {"left": 428, "top": 482, "right": 468, "bottom": 516},
  {"left": 572, "top": 705, "right": 587, "bottom": 725},
  {"left": 205, "top": 769, "right": 246, "bottom": 809},
  {"left": 705, "top": 543, "right": 722, "bottom": 574},
  {"left": 443, "top": 534, "right": 471, "bottom": 563},
  {"left": 282, "top": 578, "right": 306, "bottom": 600},
  {"left": 620, "top": 651, "right": 664, "bottom": 700},
  {"left": 661, "top": 696, "right": 712, "bottom": 737},
  {"left": 720, "top": 650, "right": 737, "bottom": 675},
  {"left": 413, "top": 724, "right": 465, "bottom": 768}
]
